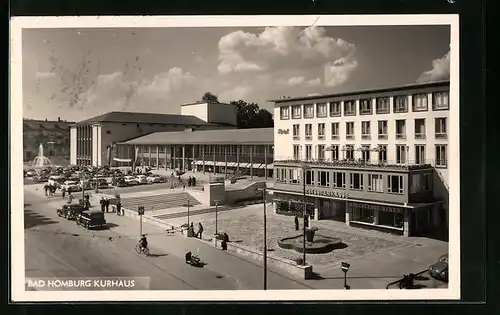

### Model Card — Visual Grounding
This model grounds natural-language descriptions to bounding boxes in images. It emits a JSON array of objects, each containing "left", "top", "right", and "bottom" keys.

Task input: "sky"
[{"left": 22, "top": 24, "right": 450, "bottom": 122}]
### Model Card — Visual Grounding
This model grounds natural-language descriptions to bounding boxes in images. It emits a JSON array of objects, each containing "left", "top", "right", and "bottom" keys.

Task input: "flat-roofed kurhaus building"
[
  {"left": 70, "top": 101, "right": 274, "bottom": 178},
  {"left": 117, "top": 128, "right": 274, "bottom": 178},
  {"left": 70, "top": 101, "right": 238, "bottom": 166},
  {"left": 270, "top": 80, "right": 450, "bottom": 237}
]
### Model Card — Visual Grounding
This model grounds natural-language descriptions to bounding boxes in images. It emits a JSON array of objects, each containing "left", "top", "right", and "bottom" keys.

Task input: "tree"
[
  {"left": 230, "top": 100, "right": 274, "bottom": 129},
  {"left": 201, "top": 92, "right": 219, "bottom": 103}
]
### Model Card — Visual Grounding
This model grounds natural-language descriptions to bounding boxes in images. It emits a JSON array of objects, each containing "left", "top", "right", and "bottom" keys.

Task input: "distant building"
[
  {"left": 23, "top": 117, "right": 74, "bottom": 163},
  {"left": 70, "top": 102, "right": 238, "bottom": 166},
  {"left": 270, "top": 80, "right": 450, "bottom": 237}
]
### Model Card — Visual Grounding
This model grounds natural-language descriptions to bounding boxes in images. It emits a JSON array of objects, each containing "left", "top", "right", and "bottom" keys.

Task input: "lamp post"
[
  {"left": 214, "top": 200, "right": 220, "bottom": 236},
  {"left": 341, "top": 262, "right": 350, "bottom": 289},
  {"left": 301, "top": 164, "right": 310, "bottom": 266},
  {"left": 257, "top": 187, "right": 267, "bottom": 290}
]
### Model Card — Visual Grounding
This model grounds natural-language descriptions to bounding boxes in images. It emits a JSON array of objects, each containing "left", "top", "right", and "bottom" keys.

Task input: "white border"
[{"left": 10, "top": 14, "right": 460, "bottom": 302}]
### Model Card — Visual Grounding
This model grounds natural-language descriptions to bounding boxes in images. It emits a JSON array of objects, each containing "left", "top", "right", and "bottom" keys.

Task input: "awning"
[
  {"left": 240, "top": 163, "right": 251, "bottom": 168},
  {"left": 227, "top": 162, "right": 237, "bottom": 167},
  {"left": 194, "top": 161, "right": 203, "bottom": 165},
  {"left": 215, "top": 161, "right": 226, "bottom": 166},
  {"left": 203, "top": 161, "right": 214, "bottom": 166},
  {"left": 251, "top": 163, "right": 262, "bottom": 168},
  {"left": 113, "top": 158, "right": 132, "bottom": 163},
  {"left": 267, "top": 164, "right": 274, "bottom": 169}
]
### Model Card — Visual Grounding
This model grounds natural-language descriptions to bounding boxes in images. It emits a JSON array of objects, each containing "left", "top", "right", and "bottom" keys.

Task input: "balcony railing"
[
  {"left": 273, "top": 158, "right": 435, "bottom": 171},
  {"left": 346, "top": 134, "right": 354, "bottom": 140},
  {"left": 318, "top": 134, "right": 325, "bottom": 140},
  {"left": 330, "top": 111, "right": 341, "bottom": 117},
  {"left": 415, "top": 133, "right": 426, "bottom": 139},
  {"left": 376, "top": 107, "right": 390, "bottom": 114},
  {"left": 435, "top": 133, "right": 447, "bottom": 139},
  {"left": 360, "top": 108, "right": 372, "bottom": 115},
  {"left": 361, "top": 134, "right": 371, "bottom": 140},
  {"left": 293, "top": 135, "right": 300, "bottom": 140},
  {"left": 305, "top": 135, "right": 312, "bottom": 140},
  {"left": 396, "top": 133, "right": 406, "bottom": 140},
  {"left": 394, "top": 106, "right": 408, "bottom": 113},
  {"left": 331, "top": 135, "right": 339, "bottom": 140},
  {"left": 378, "top": 134, "right": 388, "bottom": 140}
]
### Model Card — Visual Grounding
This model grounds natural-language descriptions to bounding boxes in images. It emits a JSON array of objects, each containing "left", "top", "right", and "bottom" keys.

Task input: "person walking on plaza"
[
  {"left": 116, "top": 201, "right": 122, "bottom": 216},
  {"left": 43, "top": 184, "right": 48, "bottom": 197},
  {"left": 68, "top": 192, "right": 73, "bottom": 204},
  {"left": 196, "top": 222, "right": 204, "bottom": 239},
  {"left": 294, "top": 215, "right": 299, "bottom": 231},
  {"left": 192, "top": 177, "right": 196, "bottom": 186},
  {"left": 61, "top": 187, "right": 66, "bottom": 199},
  {"left": 100, "top": 197, "right": 106, "bottom": 213},
  {"left": 105, "top": 198, "right": 110, "bottom": 213}
]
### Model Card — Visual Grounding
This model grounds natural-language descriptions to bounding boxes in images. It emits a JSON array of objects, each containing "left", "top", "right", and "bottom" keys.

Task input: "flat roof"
[
  {"left": 180, "top": 101, "right": 236, "bottom": 107},
  {"left": 74, "top": 111, "right": 218, "bottom": 126},
  {"left": 269, "top": 80, "right": 450, "bottom": 103},
  {"left": 119, "top": 128, "right": 274, "bottom": 145}
]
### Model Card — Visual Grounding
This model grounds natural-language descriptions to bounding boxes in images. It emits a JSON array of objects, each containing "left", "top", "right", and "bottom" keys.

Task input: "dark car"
[
  {"left": 76, "top": 210, "right": 107, "bottom": 229},
  {"left": 57, "top": 204, "right": 85, "bottom": 220},
  {"left": 112, "top": 176, "right": 127, "bottom": 187},
  {"left": 429, "top": 254, "right": 448, "bottom": 282}
]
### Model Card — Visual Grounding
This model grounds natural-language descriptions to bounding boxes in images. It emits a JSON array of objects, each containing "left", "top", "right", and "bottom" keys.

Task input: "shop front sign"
[
  {"left": 352, "top": 202, "right": 403, "bottom": 214},
  {"left": 277, "top": 129, "right": 290, "bottom": 135},
  {"left": 305, "top": 188, "right": 349, "bottom": 199}
]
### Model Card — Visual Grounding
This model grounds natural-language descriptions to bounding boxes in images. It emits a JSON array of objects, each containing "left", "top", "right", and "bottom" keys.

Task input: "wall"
[
  {"left": 225, "top": 181, "right": 266, "bottom": 204},
  {"left": 70, "top": 127, "right": 77, "bottom": 165},
  {"left": 207, "top": 103, "right": 238, "bottom": 126},
  {"left": 181, "top": 103, "right": 209, "bottom": 122}
]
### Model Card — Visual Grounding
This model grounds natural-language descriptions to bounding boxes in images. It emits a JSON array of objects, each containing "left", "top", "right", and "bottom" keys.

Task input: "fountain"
[
  {"left": 31, "top": 143, "right": 53, "bottom": 168},
  {"left": 277, "top": 228, "right": 346, "bottom": 254}
]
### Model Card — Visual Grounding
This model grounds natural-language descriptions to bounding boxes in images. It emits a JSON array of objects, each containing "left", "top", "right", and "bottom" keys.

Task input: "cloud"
[
  {"left": 217, "top": 26, "right": 357, "bottom": 88},
  {"left": 417, "top": 51, "right": 450, "bottom": 83},
  {"left": 73, "top": 67, "right": 197, "bottom": 114},
  {"left": 218, "top": 85, "right": 253, "bottom": 102}
]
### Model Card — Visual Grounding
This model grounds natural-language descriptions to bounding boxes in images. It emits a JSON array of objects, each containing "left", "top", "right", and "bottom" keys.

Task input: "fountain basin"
[{"left": 278, "top": 234, "right": 344, "bottom": 254}]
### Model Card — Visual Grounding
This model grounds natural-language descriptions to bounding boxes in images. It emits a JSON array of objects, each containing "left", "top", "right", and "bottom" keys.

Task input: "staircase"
[{"left": 121, "top": 192, "right": 201, "bottom": 212}]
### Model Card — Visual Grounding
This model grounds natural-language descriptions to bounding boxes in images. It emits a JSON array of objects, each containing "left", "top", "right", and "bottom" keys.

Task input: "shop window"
[
  {"left": 305, "top": 170, "right": 315, "bottom": 185},
  {"left": 352, "top": 207, "right": 374, "bottom": 223},
  {"left": 276, "top": 168, "right": 287, "bottom": 183},
  {"left": 350, "top": 173, "right": 364, "bottom": 190},
  {"left": 379, "top": 211, "right": 404, "bottom": 228},
  {"left": 318, "top": 171, "right": 330, "bottom": 187},
  {"left": 332, "top": 172, "right": 346, "bottom": 188},
  {"left": 388, "top": 175, "right": 404, "bottom": 194}
]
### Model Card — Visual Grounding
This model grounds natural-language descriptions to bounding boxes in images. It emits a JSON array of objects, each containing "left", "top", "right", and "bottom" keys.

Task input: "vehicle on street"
[
  {"left": 76, "top": 210, "right": 107, "bottom": 229},
  {"left": 136, "top": 175, "right": 148, "bottom": 185},
  {"left": 57, "top": 204, "right": 86, "bottom": 220},
  {"left": 90, "top": 178, "right": 109, "bottom": 189},
  {"left": 112, "top": 177, "right": 127, "bottom": 187},
  {"left": 124, "top": 175, "right": 139, "bottom": 186},
  {"left": 25, "top": 169, "right": 37, "bottom": 177},
  {"left": 61, "top": 180, "right": 81, "bottom": 192},
  {"left": 48, "top": 175, "right": 66, "bottom": 186},
  {"left": 146, "top": 174, "right": 165, "bottom": 184},
  {"left": 429, "top": 254, "right": 448, "bottom": 282},
  {"left": 33, "top": 174, "right": 49, "bottom": 183},
  {"left": 135, "top": 243, "right": 150, "bottom": 256}
]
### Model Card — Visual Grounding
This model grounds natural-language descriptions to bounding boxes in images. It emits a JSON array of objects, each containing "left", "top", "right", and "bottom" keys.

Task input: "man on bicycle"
[{"left": 139, "top": 234, "right": 148, "bottom": 252}]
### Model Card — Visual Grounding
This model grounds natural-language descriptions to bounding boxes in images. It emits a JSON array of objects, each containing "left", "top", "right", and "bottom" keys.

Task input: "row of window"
[
  {"left": 280, "top": 92, "right": 449, "bottom": 120},
  {"left": 291, "top": 144, "right": 447, "bottom": 167},
  {"left": 134, "top": 144, "right": 274, "bottom": 156},
  {"left": 276, "top": 169, "right": 431, "bottom": 195},
  {"left": 291, "top": 118, "right": 447, "bottom": 141}
]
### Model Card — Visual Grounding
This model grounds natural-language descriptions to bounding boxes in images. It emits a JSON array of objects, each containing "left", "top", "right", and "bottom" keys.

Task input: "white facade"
[
  {"left": 70, "top": 127, "right": 77, "bottom": 165},
  {"left": 181, "top": 102, "right": 238, "bottom": 126},
  {"left": 273, "top": 81, "right": 450, "bottom": 192}
]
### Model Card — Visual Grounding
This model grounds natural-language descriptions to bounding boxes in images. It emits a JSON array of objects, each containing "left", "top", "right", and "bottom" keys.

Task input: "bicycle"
[{"left": 135, "top": 243, "right": 150, "bottom": 256}]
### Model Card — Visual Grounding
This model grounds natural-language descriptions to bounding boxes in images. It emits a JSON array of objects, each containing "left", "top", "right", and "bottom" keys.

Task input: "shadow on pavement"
[
  {"left": 148, "top": 253, "right": 168, "bottom": 258},
  {"left": 24, "top": 209, "right": 58, "bottom": 229}
]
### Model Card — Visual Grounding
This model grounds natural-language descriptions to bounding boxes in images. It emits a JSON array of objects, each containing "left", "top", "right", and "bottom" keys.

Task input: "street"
[{"left": 23, "top": 189, "right": 312, "bottom": 290}]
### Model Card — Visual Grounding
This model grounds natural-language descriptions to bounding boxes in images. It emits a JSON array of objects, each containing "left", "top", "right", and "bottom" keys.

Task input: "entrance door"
[{"left": 410, "top": 210, "right": 418, "bottom": 235}]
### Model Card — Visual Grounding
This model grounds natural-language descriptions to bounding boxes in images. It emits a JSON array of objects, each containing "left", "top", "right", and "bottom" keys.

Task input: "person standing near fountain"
[{"left": 294, "top": 215, "right": 299, "bottom": 231}]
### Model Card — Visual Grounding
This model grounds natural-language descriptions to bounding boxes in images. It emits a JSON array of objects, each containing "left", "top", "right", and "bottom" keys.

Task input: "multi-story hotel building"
[{"left": 271, "top": 80, "right": 450, "bottom": 237}]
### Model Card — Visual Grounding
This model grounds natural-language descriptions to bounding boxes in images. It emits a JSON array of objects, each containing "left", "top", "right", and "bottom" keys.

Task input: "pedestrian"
[
  {"left": 43, "top": 184, "right": 48, "bottom": 197},
  {"left": 192, "top": 177, "right": 196, "bottom": 186},
  {"left": 100, "top": 197, "right": 106, "bottom": 213},
  {"left": 68, "top": 193, "right": 73, "bottom": 204},
  {"left": 183, "top": 183, "right": 186, "bottom": 191},
  {"left": 61, "top": 187, "right": 66, "bottom": 199},
  {"left": 305, "top": 215, "right": 310, "bottom": 228},
  {"left": 116, "top": 201, "right": 122, "bottom": 216},
  {"left": 188, "top": 177, "right": 192, "bottom": 187},
  {"left": 196, "top": 222, "right": 204, "bottom": 239},
  {"left": 105, "top": 198, "right": 110, "bottom": 213},
  {"left": 294, "top": 215, "right": 299, "bottom": 231}
]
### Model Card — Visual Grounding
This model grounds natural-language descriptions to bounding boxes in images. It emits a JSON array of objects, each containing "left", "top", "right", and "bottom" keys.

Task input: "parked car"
[
  {"left": 146, "top": 174, "right": 164, "bottom": 184},
  {"left": 136, "top": 175, "right": 148, "bottom": 185},
  {"left": 76, "top": 210, "right": 107, "bottom": 229},
  {"left": 25, "top": 169, "right": 37, "bottom": 177},
  {"left": 48, "top": 175, "right": 66, "bottom": 186},
  {"left": 429, "top": 254, "right": 448, "bottom": 282},
  {"left": 57, "top": 204, "right": 85, "bottom": 220},
  {"left": 61, "top": 180, "right": 81, "bottom": 192},
  {"left": 90, "top": 178, "right": 109, "bottom": 189},
  {"left": 33, "top": 174, "right": 49, "bottom": 183},
  {"left": 124, "top": 175, "right": 139, "bottom": 186}
]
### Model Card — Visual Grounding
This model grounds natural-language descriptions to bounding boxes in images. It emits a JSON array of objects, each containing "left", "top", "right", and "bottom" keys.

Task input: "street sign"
[
  {"left": 341, "top": 262, "right": 350, "bottom": 273},
  {"left": 138, "top": 206, "right": 145, "bottom": 216}
]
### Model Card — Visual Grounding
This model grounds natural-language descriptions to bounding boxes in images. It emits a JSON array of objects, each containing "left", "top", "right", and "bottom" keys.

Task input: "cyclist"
[{"left": 139, "top": 234, "right": 148, "bottom": 253}]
